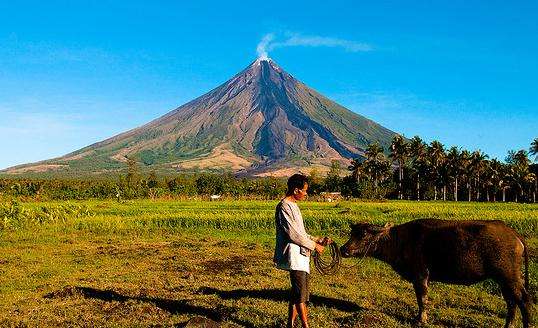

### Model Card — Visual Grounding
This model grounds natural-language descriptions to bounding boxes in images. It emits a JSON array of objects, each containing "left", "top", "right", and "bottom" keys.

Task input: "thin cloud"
[{"left": 256, "top": 32, "right": 373, "bottom": 58}]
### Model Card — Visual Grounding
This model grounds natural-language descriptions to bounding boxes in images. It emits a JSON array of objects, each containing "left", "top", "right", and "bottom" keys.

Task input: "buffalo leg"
[
  {"left": 501, "top": 286, "right": 516, "bottom": 328},
  {"left": 413, "top": 276, "right": 429, "bottom": 323},
  {"left": 517, "top": 288, "right": 532, "bottom": 328},
  {"left": 504, "top": 281, "right": 532, "bottom": 328}
]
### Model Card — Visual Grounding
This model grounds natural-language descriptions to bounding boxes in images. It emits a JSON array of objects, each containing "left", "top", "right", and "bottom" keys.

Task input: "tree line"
[
  {"left": 0, "top": 173, "right": 287, "bottom": 201},
  {"left": 1, "top": 138, "right": 536, "bottom": 202},
  {"left": 341, "top": 136, "right": 538, "bottom": 202}
]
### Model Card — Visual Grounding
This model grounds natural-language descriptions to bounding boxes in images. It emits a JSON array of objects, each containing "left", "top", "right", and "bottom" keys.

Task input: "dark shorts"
[{"left": 289, "top": 270, "right": 309, "bottom": 304}]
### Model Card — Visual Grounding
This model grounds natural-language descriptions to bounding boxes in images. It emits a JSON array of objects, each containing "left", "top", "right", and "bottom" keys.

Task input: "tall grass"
[
  {"left": 0, "top": 200, "right": 93, "bottom": 230},
  {"left": 3, "top": 199, "right": 536, "bottom": 237}
]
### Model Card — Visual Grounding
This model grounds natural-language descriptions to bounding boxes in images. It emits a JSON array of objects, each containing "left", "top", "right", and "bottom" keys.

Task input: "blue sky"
[{"left": 1, "top": 1, "right": 537, "bottom": 169}]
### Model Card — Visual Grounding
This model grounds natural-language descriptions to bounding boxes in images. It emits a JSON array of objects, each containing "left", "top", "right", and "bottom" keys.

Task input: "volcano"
[{"left": 4, "top": 58, "right": 397, "bottom": 177}]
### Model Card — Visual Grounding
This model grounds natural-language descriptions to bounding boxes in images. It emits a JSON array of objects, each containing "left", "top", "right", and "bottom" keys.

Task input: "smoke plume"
[
  {"left": 256, "top": 33, "right": 274, "bottom": 60},
  {"left": 256, "top": 32, "right": 372, "bottom": 59}
]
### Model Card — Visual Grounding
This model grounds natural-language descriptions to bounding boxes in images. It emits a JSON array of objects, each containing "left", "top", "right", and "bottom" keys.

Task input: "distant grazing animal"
[
  {"left": 340, "top": 219, "right": 532, "bottom": 328},
  {"left": 210, "top": 195, "right": 221, "bottom": 201}
]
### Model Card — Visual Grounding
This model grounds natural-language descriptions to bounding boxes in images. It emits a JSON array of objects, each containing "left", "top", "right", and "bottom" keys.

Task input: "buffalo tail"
[{"left": 524, "top": 238, "right": 529, "bottom": 292}]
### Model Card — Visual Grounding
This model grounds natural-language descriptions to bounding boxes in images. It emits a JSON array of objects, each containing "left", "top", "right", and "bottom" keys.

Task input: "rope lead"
[{"left": 312, "top": 242, "right": 341, "bottom": 275}]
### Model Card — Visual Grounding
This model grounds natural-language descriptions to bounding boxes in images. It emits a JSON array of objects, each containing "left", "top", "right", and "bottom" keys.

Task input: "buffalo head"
[{"left": 340, "top": 222, "right": 393, "bottom": 258}]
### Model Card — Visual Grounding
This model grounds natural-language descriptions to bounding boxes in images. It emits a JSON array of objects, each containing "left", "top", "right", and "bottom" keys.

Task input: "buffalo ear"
[
  {"left": 350, "top": 223, "right": 364, "bottom": 230},
  {"left": 350, "top": 224, "right": 362, "bottom": 234},
  {"left": 367, "top": 223, "right": 392, "bottom": 233},
  {"left": 366, "top": 225, "right": 385, "bottom": 233},
  {"left": 350, "top": 223, "right": 368, "bottom": 234}
]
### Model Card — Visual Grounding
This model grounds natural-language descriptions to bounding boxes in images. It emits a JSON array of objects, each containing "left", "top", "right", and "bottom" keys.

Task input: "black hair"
[{"left": 286, "top": 174, "right": 308, "bottom": 196}]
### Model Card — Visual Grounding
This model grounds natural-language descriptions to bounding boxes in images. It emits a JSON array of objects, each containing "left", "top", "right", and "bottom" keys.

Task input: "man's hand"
[
  {"left": 317, "top": 236, "right": 333, "bottom": 246},
  {"left": 315, "top": 243, "right": 325, "bottom": 254}
]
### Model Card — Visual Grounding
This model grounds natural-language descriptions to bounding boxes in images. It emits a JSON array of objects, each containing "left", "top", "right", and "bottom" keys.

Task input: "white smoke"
[
  {"left": 256, "top": 32, "right": 372, "bottom": 59},
  {"left": 256, "top": 33, "right": 274, "bottom": 60}
]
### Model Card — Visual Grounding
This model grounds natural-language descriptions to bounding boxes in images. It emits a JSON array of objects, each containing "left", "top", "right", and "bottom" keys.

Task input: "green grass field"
[{"left": 0, "top": 200, "right": 537, "bottom": 327}]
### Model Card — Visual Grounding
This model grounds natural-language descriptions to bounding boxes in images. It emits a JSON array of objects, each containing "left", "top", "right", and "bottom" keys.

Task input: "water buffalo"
[{"left": 340, "top": 219, "right": 532, "bottom": 327}]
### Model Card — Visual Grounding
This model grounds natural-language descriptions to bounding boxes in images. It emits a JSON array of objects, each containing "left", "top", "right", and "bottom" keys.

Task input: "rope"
[
  {"left": 312, "top": 242, "right": 341, "bottom": 275},
  {"left": 312, "top": 237, "right": 380, "bottom": 275}
]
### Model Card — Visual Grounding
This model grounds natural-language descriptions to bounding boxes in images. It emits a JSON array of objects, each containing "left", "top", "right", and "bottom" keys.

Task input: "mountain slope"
[{"left": 3, "top": 58, "right": 397, "bottom": 177}]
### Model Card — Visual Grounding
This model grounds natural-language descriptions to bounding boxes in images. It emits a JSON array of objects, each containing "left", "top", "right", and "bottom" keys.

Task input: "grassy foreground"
[{"left": 0, "top": 200, "right": 537, "bottom": 327}]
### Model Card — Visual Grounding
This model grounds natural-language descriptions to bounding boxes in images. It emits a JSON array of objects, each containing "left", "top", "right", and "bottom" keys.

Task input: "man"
[{"left": 273, "top": 173, "right": 331, "bottom": 328}]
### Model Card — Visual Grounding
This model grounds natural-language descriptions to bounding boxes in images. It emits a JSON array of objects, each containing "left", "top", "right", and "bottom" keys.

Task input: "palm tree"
[
  {"left": 365, "top": 142, "right": 384, "bottom": 162},
  {"left": 348, "top": 158, "right": 364, "bottom": 183},
  {"left": 470, "top": 150, "right": 488, "bottom": 201},
  {"left": 485, "top": 159, "right": 503, "bottom": 202},
  {"left": 427, "top": 140, "right": 446, "bottom": 201},
  {"left": 530, "top": 138, "right": 538, "bottom": 161},
  {"left": 409, "top": 136, "right": 428, "bottom": 200},
  {"left": 389, "top": 134, "right": 409, "bottom": 200},
  {"left": 364, "top": 143, "right": 391, "bottom": 193},
  {"left": 530, "top": 164, "right": 538, "bottom": 203},
  {"left": 526, "top": 173, "right": 537, "bottom": 203},
  {"left": 506, "top": 150, "right": 531, "bottom": 202},
  {"left": 530, "top": 138, "right": 538, "bottom": 202},
  {"left": 459, "top": 150, "right": 472, "bottom": 201},
  {"left": 439, "top": 162, "right": 450, "bottom": 201},
  {"left": 446, "top": 147, "right": 461, "bottom": 201},
  {"left": 501, "top": 164, "right": 512, "bottom": 202}
]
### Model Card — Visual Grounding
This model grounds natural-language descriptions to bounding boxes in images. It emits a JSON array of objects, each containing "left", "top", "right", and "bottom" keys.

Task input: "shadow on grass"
[
  {"left": 44, "top": 286, "right": 256, "bottom": 328},
  {"left": 44, "top": 286, "right": 371, "bottom": 327},
  {"left": 197, "top": 287, "right": 363, "bottom": 313}
]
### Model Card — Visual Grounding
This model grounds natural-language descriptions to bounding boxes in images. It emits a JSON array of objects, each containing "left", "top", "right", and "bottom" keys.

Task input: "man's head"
[{"left": 286, "top": 174, "right": 308, "bottom": 201}]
